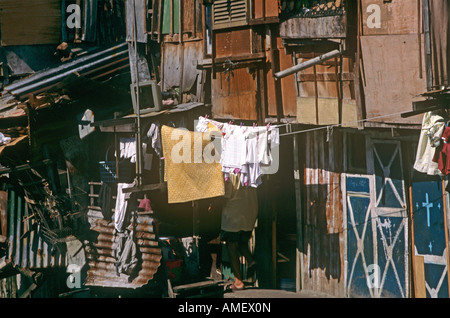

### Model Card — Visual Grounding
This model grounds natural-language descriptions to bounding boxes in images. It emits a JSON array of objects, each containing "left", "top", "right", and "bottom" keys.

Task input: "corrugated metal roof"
[
  {"left": 85, "top": 217, "right": 162, "bottom": 289},
  {"left": 3, "top": 42, "right": 130, "bottom": 101}
]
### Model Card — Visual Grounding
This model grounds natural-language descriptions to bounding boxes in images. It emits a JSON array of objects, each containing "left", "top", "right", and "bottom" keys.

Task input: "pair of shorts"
[{"left": 220, "top": 230, "right": 252, "bottom": 243}]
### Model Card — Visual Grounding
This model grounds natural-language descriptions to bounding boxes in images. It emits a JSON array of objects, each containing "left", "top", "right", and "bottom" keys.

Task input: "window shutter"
[{"left": 212, "top": 0, "right": 249, "bottom": 30}]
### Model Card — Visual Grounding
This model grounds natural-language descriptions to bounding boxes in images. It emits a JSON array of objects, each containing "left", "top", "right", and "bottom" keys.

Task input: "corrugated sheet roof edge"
[{"left": 4, "top": 43, "right": 129, "bottom": 100}]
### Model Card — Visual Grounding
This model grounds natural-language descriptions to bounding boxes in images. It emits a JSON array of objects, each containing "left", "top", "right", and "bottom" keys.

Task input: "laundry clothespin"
[
  {"left": 205, "top": 114, "right": 209, "bottom": 119},
  {"left": 267, "top": 123, "right": 271, "bottom": 130},
  {"left": 253, "top": 123, "right": 256, "bottom": 128}
]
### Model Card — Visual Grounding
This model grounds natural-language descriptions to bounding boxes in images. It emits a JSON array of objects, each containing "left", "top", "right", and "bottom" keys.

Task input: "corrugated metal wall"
[
  {"left": 6, "top": 189, "right": 67, "bottom": 270},
  {"left": 300, "top": 128, "right": 345, "bottom": 297}
]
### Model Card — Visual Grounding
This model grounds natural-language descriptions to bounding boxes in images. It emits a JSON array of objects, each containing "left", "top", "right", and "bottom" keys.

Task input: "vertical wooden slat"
[
  {"left": 294, "top": 133, "right": 305, "bottom": 292},
  {"left": 14, "top": 195, "right": 22, "bottom": 266},
  {"left": 414, "top": 255, "right": 426, "bottom": 298},
  {"left": 442, "top": 180, "right": 450, "bottom": 296}
]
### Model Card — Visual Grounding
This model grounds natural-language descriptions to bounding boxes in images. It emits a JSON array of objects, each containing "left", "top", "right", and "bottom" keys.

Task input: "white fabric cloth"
[
  {"left": 147, "top": 123, "right": 162, "bottom": 157},
  {"left": 221, "top": 125, "right": 247, "bottom": 169},
  {"left": 246, "top": 133, "right": 262, "bottom": 188},
  {"left": 119, "top": 138, "right": 137, "bottom": 163},
  {"left": 414, "top": 111, "right": 446, "bottom": 176},
  {"left": 114, "top": 183, "right": 134, "bottom": 232},
  {"left": 196, "top": 117, "right": 280, "bottom": 188}
]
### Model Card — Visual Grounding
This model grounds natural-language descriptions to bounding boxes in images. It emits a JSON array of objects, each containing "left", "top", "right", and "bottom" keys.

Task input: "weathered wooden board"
[
  {"left": 361, "top": 0, "right": 420, "bottom": 35},
  {"left": 211, "top": 67, "right": 258, "bottom": 120},
  {"left": 0, "top": 0, "right": 62, "bottom": 46},
  {"left": 280, "top": 15, "right": 347, "bottom": 39},
  {"left": 252, "top": 0, "right": 279, "bottom": 20},
  {"left": 162, "top": 41, "right": 203, "bottom": 94},
  {"left": 214, "top": 28, "right": 252, "bottom": 59},
  {"left": 294, "top": 54, "right": 357, "bottom": 126},
  {"left": 297, "top": 97, "right": 358, "bottom": 127},
  {"left": 267, "top": 37, "right": 297, "bottom": 118},
  {"left": 360, "top": 34, "right": 426, "bottom": 125}
]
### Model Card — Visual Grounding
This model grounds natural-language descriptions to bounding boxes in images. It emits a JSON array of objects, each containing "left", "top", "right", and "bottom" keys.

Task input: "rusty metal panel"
[
  {"left": 85, "top": 218, "right": 162, "bottom": 289},
  {"left": 301, "top": 129, "right": 345, "bottom": 297},
  {"left": 6, "top": 189, "right": 67, "bottom": 270},
  {"left": 361, "top": 34, "right": 426, "bottom": 125}
]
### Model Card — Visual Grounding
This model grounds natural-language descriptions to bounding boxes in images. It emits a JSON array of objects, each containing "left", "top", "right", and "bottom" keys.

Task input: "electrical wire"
[{"left": 279, "top": 109, "right": 419, "bottom": 137}]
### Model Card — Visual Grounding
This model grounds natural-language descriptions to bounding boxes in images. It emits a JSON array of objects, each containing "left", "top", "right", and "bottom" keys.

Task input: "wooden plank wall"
[
  {"left": 294, "top": 51, "right": 358, "bottom": 127},
  {"left": 360, "top": 0, "right": 426, "bottom": 126},
  {"left": 211, "top": 67, "right": 258, "bottom": 120},
  {"left": 0, "top": 0, "right": 62, "bottom": 46},
  {"left": 300, "top": 128, "right": 345, "bottom": 297},
  {"left": 267, "top": 36, "right": 297, "bottom": 118}
]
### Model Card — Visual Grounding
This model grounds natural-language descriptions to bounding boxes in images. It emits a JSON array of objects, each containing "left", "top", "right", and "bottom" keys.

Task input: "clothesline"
[{"left": 278, "top": 109, "right": 419, "bottom": 137}]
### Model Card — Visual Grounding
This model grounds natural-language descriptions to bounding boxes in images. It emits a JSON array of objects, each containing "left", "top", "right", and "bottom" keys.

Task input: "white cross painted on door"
[{"left": 422, "top": 193, "right": 433, "bottom": 228}]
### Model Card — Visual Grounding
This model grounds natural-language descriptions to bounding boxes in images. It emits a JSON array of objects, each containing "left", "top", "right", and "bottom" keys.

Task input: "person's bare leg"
[{"left": 227, "top": 242, "right": 244, "bottom": 289}]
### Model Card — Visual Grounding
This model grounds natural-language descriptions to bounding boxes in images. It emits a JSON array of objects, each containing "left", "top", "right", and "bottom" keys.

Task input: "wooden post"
[
  {"left": 293, "top": 132, "right": 304, "bottom": 293},
  {"left": 192, "top": 200, "right": 200, "bottom": 275},
  {"left": 354, "top": 0, "right": 365, "bottom": 130},
  {"left": 269, "top": 25, "right": 284, "bottom": 123},
  {"left": 414, "top": 255, "right": 426, "bottom": 298},
  {"left": 442, "top": 180, "right": 450, "bottom": 296}
]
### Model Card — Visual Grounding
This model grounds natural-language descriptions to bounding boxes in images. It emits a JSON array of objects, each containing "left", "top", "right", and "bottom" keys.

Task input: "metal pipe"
[{"left": 274, "top": 49, "right": 342, "bottom": 79}]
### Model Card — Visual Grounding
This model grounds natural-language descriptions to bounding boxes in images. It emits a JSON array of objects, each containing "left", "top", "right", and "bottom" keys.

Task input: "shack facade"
[{"left": 0, "top": 0, "right": 450, "bottom": 299}]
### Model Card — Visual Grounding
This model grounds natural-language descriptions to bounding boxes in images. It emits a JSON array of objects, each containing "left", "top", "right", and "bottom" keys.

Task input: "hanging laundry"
[
  {"left": 146, "top": 122, "right": 162, "bottom": 157},
  {"left": 138, "top": 196, "right": 152, "bottom": 212},
  {"left": 245, "top": 131, "right": 262, "bottom": 188},
  {"left": 119, "top": 137, "right": 137, "bottom": 163},
  {"left": 433, "top": 126, "right": 450, "bottom": 175},
  {"left": 114, "top": 229, "right": 139, "bottom": 277},
  {"left": 196, "top": 116, "right": 280, "bottom": 188},
  {"left": 221, "top": 125, "right": 247, "bottom": 170},
  {"left": 161, "top": 125, "right": 225, "bottom": 204},
  {"left": 414, "top": 111, "right": 446, "bottom": 176},
  {"left": 114, "top": 182, "right": 135, "bottom": 232},
  {"left": 98, "top": 182, "right": 114, "bottom": 220}
]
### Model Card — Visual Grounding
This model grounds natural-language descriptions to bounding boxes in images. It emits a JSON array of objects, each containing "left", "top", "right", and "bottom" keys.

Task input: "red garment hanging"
[{"left": 433, "top": 126, "right": 450, "bottom": 175}]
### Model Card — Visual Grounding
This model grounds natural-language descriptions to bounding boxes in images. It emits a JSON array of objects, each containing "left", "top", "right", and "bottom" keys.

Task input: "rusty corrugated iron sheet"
[
  {"left": 301, "top": 129, "right": 345, "bottom": 297},
  {"left": 4, "top": 189, "right": 68, "bottom": 270},
  {"left": 85, "top": 217, "right": 162, "bottom": 289}
]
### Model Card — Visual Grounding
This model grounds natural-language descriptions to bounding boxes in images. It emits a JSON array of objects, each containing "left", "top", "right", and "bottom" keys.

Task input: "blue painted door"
[
  {"left": 370, "top": 140, "right": 409, "bottom": 298},
  {"left": 345, "top": 175, "right": 375, "bottom": 297},
  {"left": 411, "top": 173, "right": 449, "bottom": 298},
  {"left": 346, "top": 138, "right": 409, "bottom": 298}
]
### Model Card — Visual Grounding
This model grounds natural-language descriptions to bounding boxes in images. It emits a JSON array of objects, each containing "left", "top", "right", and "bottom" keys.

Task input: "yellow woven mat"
[{"left": 161, "top": 125, "right": 225, "bottom": 204}]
